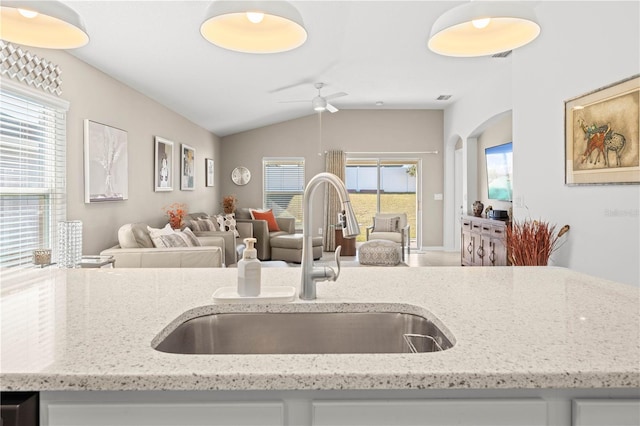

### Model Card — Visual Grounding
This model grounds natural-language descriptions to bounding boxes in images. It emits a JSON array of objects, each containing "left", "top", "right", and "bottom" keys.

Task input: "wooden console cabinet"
[
  {"left": 461, "top": 215, "right": 509, "bottom": 266},
  {"left": 334, "top": 228, "right": 357, "bottom": 256}
]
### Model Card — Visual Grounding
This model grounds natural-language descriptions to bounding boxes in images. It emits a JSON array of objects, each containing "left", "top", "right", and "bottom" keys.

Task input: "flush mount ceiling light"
[
  {"left": 428, "top": 1, "right": 540, "bottom": 57},
  {"left": 200, "top": 1, "right": 307, "bottom": 54},
  {"left": 0, "top": 0, "right": 89, "bottom": 49}
]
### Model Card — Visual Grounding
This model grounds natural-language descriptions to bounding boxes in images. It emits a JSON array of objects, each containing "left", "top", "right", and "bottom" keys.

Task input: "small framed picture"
[
  {"left": 181, "top": 144, "right": 196, "bottom": 190},
  {"left": 205, "top": 158, "right": 215, "bottom": 187},
  {"left": 565, "top": 75, "right": 639, "bottom": 185},
  {"left": 154, "top": 136, "right": 174, "bottom": 192}
]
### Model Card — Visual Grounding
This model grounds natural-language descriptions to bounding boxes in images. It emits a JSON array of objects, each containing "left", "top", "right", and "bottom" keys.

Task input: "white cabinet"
[
  {"left": 573, "top": 399, "right": 640, "bottom": 426},
  {"left": 44, "top": 401, "right": 284, "bottom": 426},
  {"left": 40, "top": 391, "right": 640, "bottom": 426},
  {"left": 312, "top": 399, "right": 548, "bottom": 426}
]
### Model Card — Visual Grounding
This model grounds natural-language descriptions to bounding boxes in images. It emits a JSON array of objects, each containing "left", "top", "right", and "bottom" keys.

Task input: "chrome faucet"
[{"left": 300, "top": 172, "right": 360, "bottom": 300}]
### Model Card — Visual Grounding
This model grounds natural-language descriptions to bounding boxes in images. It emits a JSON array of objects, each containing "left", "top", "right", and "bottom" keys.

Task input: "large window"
[
  {"left": 346, "top": 157, "right": 419, "bottom": 245},
  {"left": 0, "top": 81, "right": 68, "bottom": 268},
  {"left": 263, "top": 158, "right": 304, "bottom": 229}
]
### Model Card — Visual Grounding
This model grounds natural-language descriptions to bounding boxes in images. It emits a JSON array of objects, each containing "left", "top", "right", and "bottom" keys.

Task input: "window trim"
[{"left": 1, "top": 77, "right": 70, "bottom": 112}]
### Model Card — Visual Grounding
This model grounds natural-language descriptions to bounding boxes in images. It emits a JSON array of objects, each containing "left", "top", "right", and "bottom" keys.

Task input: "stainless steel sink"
[{"left": 153, "top": 312, "right": 453, "bottom": 354}]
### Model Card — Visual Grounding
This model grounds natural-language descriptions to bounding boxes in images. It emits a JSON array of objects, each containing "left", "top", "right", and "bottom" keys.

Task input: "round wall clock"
[{"left": 231, "top": 166, "right": 251, "bottom": 185}]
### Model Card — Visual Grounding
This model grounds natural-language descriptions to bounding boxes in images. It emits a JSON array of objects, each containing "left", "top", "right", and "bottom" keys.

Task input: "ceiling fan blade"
[
  {"left": 324, "top": 92, "right": 347, "bottom": 101},
  {"left": 326, "top": 103, "right": 339, "bottom": 113},
  {"left": 278, "top": 100, "right": 309, "bottom": 104},
  {"left": 269, "top": 79, "right": 314, "bottom": 94}
]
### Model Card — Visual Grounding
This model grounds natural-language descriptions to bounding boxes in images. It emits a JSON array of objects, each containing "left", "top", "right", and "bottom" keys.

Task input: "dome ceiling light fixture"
[
  {"left": 428, "top": 1, "right": 540, "bottom": 57},
  {"left": 0, "top": 0, "right": 89, "bottom": 49},
  {"left": 200, "top": 0, "right": 307, "bottom": 54}
]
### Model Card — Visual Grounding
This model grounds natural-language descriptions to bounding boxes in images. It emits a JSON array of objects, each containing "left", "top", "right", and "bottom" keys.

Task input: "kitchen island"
[{"left": 1, "top": 266, "right": 638, "bottom": 425}]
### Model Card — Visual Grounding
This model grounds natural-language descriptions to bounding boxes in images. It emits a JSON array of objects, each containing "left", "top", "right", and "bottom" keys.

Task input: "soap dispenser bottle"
[{"left": 238, "top": 237, "right": 261, "bottom": 297}]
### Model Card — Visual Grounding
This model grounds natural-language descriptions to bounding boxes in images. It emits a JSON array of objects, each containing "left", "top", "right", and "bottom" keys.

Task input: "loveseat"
[
  {"left": 100, "top": 223, "right": 224, "bottom": 268},
  {"left": 234, "top": 208, "right": 296, "bottom": 261}
]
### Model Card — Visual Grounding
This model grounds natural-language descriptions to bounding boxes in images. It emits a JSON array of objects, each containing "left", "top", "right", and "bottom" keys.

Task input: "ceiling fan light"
[
  {"left": 312, "top": 96, "right": 327, "bottom": 112},
  {"left": 0, "top": 0, "right": 89, "bottom": 49},
  {"left": 201, "top": 1, "right": 307, "bottom": 54},
  {"left": 428, "top": 1, "right": 540, "bottom": 57}
]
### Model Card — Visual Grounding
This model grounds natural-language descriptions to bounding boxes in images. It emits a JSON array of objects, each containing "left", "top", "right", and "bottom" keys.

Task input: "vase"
[
  {"left": 58, "top": 220, "right": 83, "bottom": 268},
  {"left": 472, "top": 201, "right": 484, "bottom": 217},
  {"left": 169, "top": 216, "right": 183, "bottom": 230}
]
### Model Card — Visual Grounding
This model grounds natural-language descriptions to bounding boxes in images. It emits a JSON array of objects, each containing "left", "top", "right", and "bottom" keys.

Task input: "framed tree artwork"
[
  {"left": 84, "top": 119, "right": 128, "bottom": 203},
  {"left": 205, "top": 158, "right": 214, "bottom": 187},
  {"left": 154, "top": 136, "right": 174, "bottom": 192},
  {"left": 181, "top": 143, "right": 196, "bottom": 190},
  {"left": 565, "top": 75, "right": 639, "bottom": 185}
]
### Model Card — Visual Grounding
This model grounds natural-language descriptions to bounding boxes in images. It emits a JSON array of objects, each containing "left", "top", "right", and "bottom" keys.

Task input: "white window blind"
[
  {"left": 263, "top": 158, "right": 305, "bottom": 229},
  {"left": 0, "top": 83, "right": 67, "bottom": 268}
]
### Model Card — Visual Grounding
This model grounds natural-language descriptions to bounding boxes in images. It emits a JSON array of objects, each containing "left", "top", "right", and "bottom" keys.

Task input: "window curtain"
[{"left": 323, "top": 150, "right": 346, "bottom": 251}]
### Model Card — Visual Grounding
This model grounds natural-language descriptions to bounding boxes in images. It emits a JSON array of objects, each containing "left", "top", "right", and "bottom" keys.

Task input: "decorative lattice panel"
[{"left": 0, "top": 40, "right": 62, "bottom": 96}]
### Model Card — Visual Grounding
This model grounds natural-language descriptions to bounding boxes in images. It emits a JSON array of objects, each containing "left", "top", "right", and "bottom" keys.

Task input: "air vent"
[
  {"left": 437, "top": 95, "right": 452, "bottom": 101},
  {"left": 492, "top": 50, "right": 512, "bottom": 58}
]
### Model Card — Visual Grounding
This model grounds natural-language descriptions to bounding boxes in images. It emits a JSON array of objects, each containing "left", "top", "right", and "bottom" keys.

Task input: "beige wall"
[
  {"left": 476, "top": 113, "right": 512, "bottom": 212},
  {"left": 19, "top": 47, "right": 221, "bottom": 255},
  {"left": 221, "top": 110, "right": 444, "bottom": 248}
]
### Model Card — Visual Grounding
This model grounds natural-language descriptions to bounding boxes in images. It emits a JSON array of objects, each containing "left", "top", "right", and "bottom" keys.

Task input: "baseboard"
[{"left": 418, "top": 246, "right": 446, "bottom": 251}]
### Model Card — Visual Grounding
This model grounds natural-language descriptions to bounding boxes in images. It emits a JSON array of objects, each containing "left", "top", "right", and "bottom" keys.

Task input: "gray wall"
[
  {"left": 21, "top": 47, "right": 221, "bottom": 255},
  {"left": 221, "top": 110, "right": 444, "bottom": 248}
]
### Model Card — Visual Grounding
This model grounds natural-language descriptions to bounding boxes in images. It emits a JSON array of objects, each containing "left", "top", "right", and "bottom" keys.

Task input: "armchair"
[
  {"left": 366, "top": 212, "right": 410, "bottom": 261},
  {"left": 235, "top": 207, "right": 296, "bottom": 260}
]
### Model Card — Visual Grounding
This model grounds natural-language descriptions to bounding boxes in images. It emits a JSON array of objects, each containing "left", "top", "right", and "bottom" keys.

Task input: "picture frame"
[
  {"left": 83, "top": 119, "right": 128, "bottom": 203},
  {"left": 565, "top": 75, "right": 639, "bottom": 185},
  {"left": 181, "top": 143, "right": 196, "bottom": 190},
  {"left": 154, "top": 136, "right": 174, "bottom": 192},
  {"left": 205, "top": 158, "right": 215, "bottom": 187}
]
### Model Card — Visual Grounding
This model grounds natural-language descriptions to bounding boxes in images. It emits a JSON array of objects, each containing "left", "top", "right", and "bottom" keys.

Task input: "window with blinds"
[
  {"left": 263, "top": 158, "right": 305, "bottom": 229},
  {"left": 0, "top": 84, "right": 67, "bottom": 268}
]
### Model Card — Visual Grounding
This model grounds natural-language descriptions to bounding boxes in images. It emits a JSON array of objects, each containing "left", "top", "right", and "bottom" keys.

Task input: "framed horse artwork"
[{"left": 565, "top": 75, "right": 639, "bottom": 185}]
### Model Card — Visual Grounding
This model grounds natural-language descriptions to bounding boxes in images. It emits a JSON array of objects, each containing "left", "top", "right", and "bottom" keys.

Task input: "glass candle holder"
[
  {"left": 58, "top": 220, "right": 83, "bottom": 268},
  {"left": 33, "top": 248, "right": 52, "bottom": 266}
]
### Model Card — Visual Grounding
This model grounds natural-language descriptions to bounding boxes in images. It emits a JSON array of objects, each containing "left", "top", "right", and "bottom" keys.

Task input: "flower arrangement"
[
  {"left": 163, "top": 202, "right": 187, "bottom": 229},
  {"left": 222, "top": 195, "right": 237, "bottom": 214},
  {"left": 506, "top": 219, "right": 570, "bottom": 266}
]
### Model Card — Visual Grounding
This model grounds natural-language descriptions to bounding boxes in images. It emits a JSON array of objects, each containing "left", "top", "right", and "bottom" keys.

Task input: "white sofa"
[{"left": 100, "top": 223, "right": 225, "bottom": 268}]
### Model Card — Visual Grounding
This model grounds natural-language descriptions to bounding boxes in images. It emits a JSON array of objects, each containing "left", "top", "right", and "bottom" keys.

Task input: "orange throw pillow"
[{"left": 250, "top": 209, "right": 281, "bottom": 232}]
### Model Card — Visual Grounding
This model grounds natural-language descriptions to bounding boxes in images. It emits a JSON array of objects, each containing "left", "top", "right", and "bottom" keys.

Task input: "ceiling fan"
[{"left": 279, "top": 82, "right": 347, "bottom": 113}]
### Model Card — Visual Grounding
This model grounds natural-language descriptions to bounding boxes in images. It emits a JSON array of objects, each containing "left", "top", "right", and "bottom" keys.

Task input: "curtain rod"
[{"left": 344, "top": 151, "right": 439, "bottom": 155}]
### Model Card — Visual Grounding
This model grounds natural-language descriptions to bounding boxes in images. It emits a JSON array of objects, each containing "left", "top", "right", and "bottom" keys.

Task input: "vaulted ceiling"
[{"left": 67, "top": 1, "right": 513, "bottom": 136}]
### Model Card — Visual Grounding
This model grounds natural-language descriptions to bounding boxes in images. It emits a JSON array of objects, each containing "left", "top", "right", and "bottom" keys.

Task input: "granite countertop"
[{"left": 0, "top": 266, "right": 638, "bottom": 391}]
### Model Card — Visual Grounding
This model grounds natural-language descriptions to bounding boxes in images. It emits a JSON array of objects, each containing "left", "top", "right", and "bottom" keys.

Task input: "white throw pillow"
[
  {"left": 216, "top": 213, "right": 239, "bottom": 237},
  {"left": 147, "top": 223, "right": 176, "bottom": 248},
  {"left": 181, "top": 227, "right": 201, "bottom": 246},
  {"left": 374, "top": 216, "right": 400, "bottom": 232}
]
